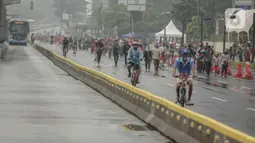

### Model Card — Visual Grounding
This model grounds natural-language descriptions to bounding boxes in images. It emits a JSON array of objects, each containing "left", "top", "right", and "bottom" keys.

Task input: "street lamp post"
[
  {"left": 223, "top": 16, "right": 226, "bottom": 52},
  {"left": 103, "top": 10, "right": 134, "bottom": 38},
  {"left": 200, "top": 17, "right": 210, "bottom": 46},
  {"left": 252, "top": 13, "right": 255, "bottom": 63},
  {"left": 197, "top": 0, "right": 200, "bottom": 43},
  {"left": 60, "top": 0, "right": 63, "bottom": 35},
  {"left": 163, "top": 0, "right": 166, "bottom": 43},
  {"left": 98, "top": 4, "right": 103, "bottom": 38},
  {"left": 200, "top": 17, "right": 203, "bottom": 45}
]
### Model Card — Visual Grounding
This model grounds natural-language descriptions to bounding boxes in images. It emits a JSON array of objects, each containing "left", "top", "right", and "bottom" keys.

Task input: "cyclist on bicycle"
[
  {"left": 127, "top": 41, "right": 143, "bottom": 83},
  {"left": 172, "top": 48, "right": 196, "bottom": 104}
]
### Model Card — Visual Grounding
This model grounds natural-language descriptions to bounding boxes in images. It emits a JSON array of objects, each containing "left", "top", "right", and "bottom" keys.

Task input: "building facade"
[
  {"left": 91, "top": 0, "right": 118, "bottom": 13},
  {"left": 232, "top": 0, "right": 254, "bottom": 9}
]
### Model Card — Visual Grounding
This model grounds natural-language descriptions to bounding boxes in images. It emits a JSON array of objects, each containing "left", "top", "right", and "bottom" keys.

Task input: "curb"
[
  {"left": 196, "top": 76, "right": 228, "bottom": 89},
  {"left": 196, "top": 76, "right": 255, "bottom": 95}
]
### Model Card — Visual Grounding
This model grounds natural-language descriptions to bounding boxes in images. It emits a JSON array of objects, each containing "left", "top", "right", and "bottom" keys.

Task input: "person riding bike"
[
  {"left": 172, "top": 48, "right": 196, "bottom": 104},
  {"left": 127, "top": 41, "right": 143, "bottom": 83}
]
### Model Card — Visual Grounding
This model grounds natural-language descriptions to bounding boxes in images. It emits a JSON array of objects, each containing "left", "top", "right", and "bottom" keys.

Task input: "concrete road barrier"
[{"left": 34, "top": 43, "right": 255, "bottom": 143}]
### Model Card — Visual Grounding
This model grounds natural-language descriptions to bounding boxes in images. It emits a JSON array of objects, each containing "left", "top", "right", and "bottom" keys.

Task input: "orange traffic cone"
[
  {"left": 227, "top": 62, "right": 232, "bottom": 76},
  {"left": 242, "top": 62, "right": 253, "bottom": 80},
  {"left": 234, "top": 62, "right": 242, "bottom": 78}
]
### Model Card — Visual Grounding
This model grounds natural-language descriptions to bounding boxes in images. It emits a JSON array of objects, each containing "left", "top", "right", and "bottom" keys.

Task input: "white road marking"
[
  {"left": 212, "top": 97, "right": 227, "bottom": 102},
  {"left": 247, "top": 108, "right": 255, "bottom": 112},
  {"left": 167, "top": 83, "right": 174, "bottom": 87},
  {"left": 193, "top": 90, "right": 196, "bottom": 93},
  {"left": 217, "top": 80, "right": 227, "bottom": 83},
  {"left": 241, "top": 86, "right": 252, "bottom": 90}
]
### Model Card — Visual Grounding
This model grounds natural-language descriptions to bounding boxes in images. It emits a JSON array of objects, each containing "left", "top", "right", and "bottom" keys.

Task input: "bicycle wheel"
[
  {"left": 131, "top": 73, "right": 136, "bottom": 87},
  {"left": 180, "top": 88, "right": 186, "bottom": 107}
]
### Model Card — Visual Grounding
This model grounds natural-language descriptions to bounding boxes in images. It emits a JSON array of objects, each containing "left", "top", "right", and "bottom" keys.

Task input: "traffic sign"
[
  {"left": 127, "top": 0, "right": 146, "bottom": 5},
  {"left": 235, "top": 0, "right": 252, "bottom": 5},
  {"left": 127, "top": 0, "right": 146, "bottom": 11}
]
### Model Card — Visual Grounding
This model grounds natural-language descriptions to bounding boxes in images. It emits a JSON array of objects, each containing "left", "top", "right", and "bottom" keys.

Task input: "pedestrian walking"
[{"left": 144, "top": 43, "right": 152, "bottom": 72}]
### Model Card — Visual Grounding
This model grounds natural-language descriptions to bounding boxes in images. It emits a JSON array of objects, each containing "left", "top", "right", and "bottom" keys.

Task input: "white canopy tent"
[{"left": 155, "top": 20, "right": 183, "bottom": 37}]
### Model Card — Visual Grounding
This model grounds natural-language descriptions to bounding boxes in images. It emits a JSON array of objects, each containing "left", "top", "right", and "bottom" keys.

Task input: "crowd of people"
[
  {"left": 31, "top": 33, "right": 255, "bottom": 79},
  {"left": 32, "top": 32, "right": 255, "bottom": 105}
]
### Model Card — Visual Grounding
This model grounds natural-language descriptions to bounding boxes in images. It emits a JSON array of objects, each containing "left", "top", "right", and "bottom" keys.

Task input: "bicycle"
[
  {"left": 130, "top": 63, "right": 140, "bottom": 87},
  {"left": 173, "top": 73, "right": 194, "bottom": 107}
]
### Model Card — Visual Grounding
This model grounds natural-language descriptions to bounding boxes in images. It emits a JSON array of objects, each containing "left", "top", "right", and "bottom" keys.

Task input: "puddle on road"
[
  {"left": 56, "top": 73, "right": 69, "bottom": 76},
  {"left": 121, "top": 124, "right": 175, "bottom": 142},
  {"left": 121, "top": 124, "right": 156, "bottom": 131}
]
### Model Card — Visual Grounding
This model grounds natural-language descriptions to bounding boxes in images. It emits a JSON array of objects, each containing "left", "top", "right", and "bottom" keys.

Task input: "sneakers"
[
  {"left": 185, "top": 100, "right": 194, "bottom": 106},
  {"left": 175, "top": 96, "right": 179, "bottom": 103}
]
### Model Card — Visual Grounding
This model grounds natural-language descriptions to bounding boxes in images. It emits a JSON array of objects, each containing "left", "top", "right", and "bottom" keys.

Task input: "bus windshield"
[{"left": 9, "top": 21, "right": 29, "bottom": 36}]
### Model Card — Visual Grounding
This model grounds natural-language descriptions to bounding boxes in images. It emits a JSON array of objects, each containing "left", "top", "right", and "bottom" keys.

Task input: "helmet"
[
  {"left": 182, "top": 48, "right": 189, "bottom": 55},
  {"left": 132, "top": 41, "right": 138, "bottom": 45}
]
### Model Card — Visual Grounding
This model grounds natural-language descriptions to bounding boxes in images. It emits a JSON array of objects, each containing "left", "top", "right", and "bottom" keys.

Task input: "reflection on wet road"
[
  {"left": 45, "top": 44, "right": 255, "bottom": 137},
  {"left": 0, "top": 46, "right": 169, "bottom": 143}
]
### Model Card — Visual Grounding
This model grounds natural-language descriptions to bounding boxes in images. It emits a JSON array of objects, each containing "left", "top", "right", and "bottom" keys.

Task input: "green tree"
[
  {"left": 171, "top": 0, "right": 199, "bottom": 44},
  {"left": 100, "top": 3, "right": 169, "bottom": 34},
  {"left": 100, "top": 4, "right": 130, "bottom": 35},
  {"left": 171, "top": 0, "right": 198, "bottom": 23},
  {"left": 186, "top": 16, "right": 209, "bottom": 41}
]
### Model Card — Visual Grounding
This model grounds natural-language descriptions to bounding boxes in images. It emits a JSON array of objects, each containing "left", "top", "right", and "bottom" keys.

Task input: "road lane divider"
[
  {"left": 212, "top": 97, "right": 227, "bottom": 102},
  {"left": 34, "top": 43, "right": 255, "bottom": 143},
  {"left": 247, "top": 108, "right": 255, "bottom": 112}
]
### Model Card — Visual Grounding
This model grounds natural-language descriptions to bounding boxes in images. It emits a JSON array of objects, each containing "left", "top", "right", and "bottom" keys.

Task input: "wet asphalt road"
[
  {"left": 44, "top": 43, "right": 255, "bottom": 137},
  {"left": 0, "top": 45, "right": 169, "bottom": 143}
]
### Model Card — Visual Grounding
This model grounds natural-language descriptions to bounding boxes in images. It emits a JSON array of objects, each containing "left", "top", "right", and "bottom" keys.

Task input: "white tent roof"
[
  {"left": 155, "top": 20, "right": 182, "bottom": 37},
  {"left": 226, "top": 9, "right": 255, "bottom": 33}
]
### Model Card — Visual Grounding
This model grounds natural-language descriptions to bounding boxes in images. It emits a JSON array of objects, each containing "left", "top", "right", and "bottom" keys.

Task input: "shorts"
[{"left": 176, "top": 75, "right": 192, "bottom": 83}]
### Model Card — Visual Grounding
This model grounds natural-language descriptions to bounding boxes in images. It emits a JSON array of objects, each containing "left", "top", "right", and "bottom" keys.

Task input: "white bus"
[{"left": 8, "top": 19, "right": 30, "bottom": 45}]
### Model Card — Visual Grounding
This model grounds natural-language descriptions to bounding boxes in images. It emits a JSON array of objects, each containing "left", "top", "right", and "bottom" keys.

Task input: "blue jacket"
[
  {"left": 174, "top": 57, "right": 194, "bottom": 75},
  {"left": 127, "top": 47, "right": 143, "bottom": 64}
]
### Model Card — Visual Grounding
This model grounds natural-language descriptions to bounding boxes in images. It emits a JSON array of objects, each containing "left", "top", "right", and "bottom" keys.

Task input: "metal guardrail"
[
  {"left": 31, "top": 24, "right": 60, "bottom": 32},
  {"left": 33, "top": 42, "right": 255, "bottom": 143}
]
